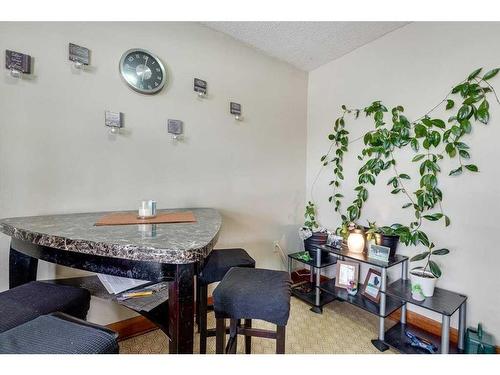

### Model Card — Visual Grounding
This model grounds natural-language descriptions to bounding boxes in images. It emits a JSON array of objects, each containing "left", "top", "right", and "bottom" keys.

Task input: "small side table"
[{"left": 385, "top": 279, "right": 467, "bottom": 354}]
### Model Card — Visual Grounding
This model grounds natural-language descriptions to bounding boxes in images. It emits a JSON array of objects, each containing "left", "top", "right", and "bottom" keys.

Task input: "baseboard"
[{"left": 106, "top": 315, "right": 158, "bottom": 341}]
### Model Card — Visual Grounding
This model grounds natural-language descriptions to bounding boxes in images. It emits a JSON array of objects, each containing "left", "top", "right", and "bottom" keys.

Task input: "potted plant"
[
  {"left": 409, "top": 244, "right": 449, "bottom": 297},
  {"left": 301, "top": 201, "right": 329, "bottom": 261},
  {"left": 365, "top": 222, "right": 400, "bottom": 257}
]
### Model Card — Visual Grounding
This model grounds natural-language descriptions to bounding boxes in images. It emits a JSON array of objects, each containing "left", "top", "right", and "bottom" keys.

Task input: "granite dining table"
[{"left": 0, "top": 208, "right": 222, "bottom": 354}]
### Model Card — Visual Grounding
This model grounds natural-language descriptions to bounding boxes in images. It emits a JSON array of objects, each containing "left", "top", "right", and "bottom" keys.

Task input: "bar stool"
[
  {"left": 213, "top": 267, "right": 291, "bottom": 354},
  {"left": 0, "top": 312, "right": 119, "bottom": 354},
  {"left": 0, "top": 281, "right": 91, "bottom": 333},
  {"left": 197, "top": 248, "right": 255, "bottom": 354}
]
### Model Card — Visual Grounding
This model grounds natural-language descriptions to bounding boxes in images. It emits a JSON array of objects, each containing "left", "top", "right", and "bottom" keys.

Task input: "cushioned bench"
[
  {"left": 0, "top": 313, "right": 119, "bottom": 354},
  {"left": 0, "top": 281, "right": 91, "bottom": 333}
]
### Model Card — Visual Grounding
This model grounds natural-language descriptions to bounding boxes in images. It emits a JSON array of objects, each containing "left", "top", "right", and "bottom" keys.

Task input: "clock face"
[{"left": 119, "top": 48, "right": 166, "bottom": 94}]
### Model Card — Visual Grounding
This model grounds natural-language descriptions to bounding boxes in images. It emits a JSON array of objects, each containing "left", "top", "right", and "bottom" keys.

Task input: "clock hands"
[{"left": 141, "top": 56, "right": 149, "bottom": 82}]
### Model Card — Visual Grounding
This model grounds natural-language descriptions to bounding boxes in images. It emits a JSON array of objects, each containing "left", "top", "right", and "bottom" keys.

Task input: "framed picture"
[
  {"left": 368, "top": 243, "right": 390, "bottom": 263},
  {"left": 362, "top": 268, "right": 382, "bottom": 302},
  {"left": 335, "top": 260, "right": 359, "bottom": 289},
  {"left": 326, "top": 233, "right": 343, "bottom": 249}
]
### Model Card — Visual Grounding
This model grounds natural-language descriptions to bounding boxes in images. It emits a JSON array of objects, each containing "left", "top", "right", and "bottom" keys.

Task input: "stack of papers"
[{"left": 97, "top": 274, "right": 150, "bottom": 294}]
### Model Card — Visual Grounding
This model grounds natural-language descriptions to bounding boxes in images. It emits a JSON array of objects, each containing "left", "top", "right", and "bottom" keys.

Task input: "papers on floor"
[{"left": 97, "top": 273, "right": 150, "bottom": 294}]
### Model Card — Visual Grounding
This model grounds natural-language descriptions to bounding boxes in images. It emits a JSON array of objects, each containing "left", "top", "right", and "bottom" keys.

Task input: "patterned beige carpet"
[{"left": 119, "top": 297, "right": 397, "bottom": 354}]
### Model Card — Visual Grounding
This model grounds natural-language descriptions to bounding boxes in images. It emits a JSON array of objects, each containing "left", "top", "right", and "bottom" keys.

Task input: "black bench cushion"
[
  {"left": 199, "top": 248, "right": 255, "bottom": 285},
  {"left": 0, "top": 314, "right": 118, "bottom": 354},
  {"left": 0, "top": 281, "right": 91, "bottom": 333},
  {"left": 213, "top": 267, "right": 291, "bottom": 326}
]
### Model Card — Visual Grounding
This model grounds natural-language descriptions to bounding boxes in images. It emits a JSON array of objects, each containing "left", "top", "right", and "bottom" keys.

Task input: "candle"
[{"left": 347, "top": 229, "right": 365, "bottom": 254}]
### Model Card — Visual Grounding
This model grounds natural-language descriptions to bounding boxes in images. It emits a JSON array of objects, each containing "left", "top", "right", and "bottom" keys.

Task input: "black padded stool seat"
[
  {"left": 0, "top": 313, "right": 119, "bottom": 354},
  {"left": 199, "top": 248, "right": 256, "bottom": 285},
  {"left": 197, "top": 248, "right": 256, "bottom": 354},
  {"left": 0, "top": 281, "right": 91, "bottom": 333},
  {"left": 213, "top": 267, "right": 291, "bottom": 326}
]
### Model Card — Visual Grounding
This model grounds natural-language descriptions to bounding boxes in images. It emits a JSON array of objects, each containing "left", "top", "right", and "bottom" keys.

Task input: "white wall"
[
  {"left": 307, "top": 22, "right": 500, "bottom": 337},
  {"left": 0, "top": 22, "right": 307, "bottom": 324}
]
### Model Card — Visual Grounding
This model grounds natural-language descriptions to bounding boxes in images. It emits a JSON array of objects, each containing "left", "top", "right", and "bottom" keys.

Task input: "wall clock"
[{"left": 119, "top": 48, "right": 166, "bottom": 94}]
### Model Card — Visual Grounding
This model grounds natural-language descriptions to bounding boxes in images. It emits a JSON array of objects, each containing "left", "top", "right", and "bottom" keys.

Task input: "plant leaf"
[
  {"left": 465, "top": 164, "right": 479, "bottom": 172},
  {"left": 449, "top": 166, "right": 462, "bottom": 176},
  {"left": 432, "top": 248, "right": 450, "bottom": 256},
  {"left": 468, "top": 68, "right": 482, "bottom": 80},
  {"left": 410, "top": 251, "right": 430, "bottom": 262},
  {"left": 483, "top": 68, "right": 500, "bottom": 80},
  {"left": 429, "top": 260, "right": 442, "bottom": 278},
  {"left": 446, "top": 99, "right": 454, "bottom": 110}
]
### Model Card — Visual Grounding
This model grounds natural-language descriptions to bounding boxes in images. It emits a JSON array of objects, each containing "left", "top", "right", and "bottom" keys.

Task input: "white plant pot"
[{"left": 410, "top": 269, "right": 437, "bottom": 297}]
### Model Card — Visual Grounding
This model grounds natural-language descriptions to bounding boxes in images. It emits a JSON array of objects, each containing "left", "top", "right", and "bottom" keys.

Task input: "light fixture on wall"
[
  {"left": 194, "top": 78, "right": 207, "bottom": 98},
  {"left": 347, "top": 229, "right": 365, "bottom": 254},
  {"left": 105, "top": 111, "right": 124, "bottom": 135},
  {"left": 167, "top": 119, "right": 183, "bottom": 141},
  {"left": 230, "top": 102, "right": 243, "bottom": 121}
]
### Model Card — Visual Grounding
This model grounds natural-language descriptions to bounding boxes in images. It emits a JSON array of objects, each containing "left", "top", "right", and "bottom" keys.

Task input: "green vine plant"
[
  {"left": 304, "top": 201, "right": 319, "bottom": 230},
  {"left": 320, "top": 67, "right": 499, "bottom": 278}
]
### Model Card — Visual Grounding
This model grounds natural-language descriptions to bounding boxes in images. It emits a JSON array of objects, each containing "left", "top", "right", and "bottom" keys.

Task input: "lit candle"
[{"left": 347, "top": 229, "right": 365, "bottom": 253}]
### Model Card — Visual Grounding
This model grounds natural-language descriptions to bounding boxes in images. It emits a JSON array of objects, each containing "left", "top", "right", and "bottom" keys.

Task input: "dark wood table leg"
[
  {"left": 9, "top": 246, "right": 38, "bottom": 289},
  {"left": 168, "top": 263, "right": 195, "bottom": 354}
]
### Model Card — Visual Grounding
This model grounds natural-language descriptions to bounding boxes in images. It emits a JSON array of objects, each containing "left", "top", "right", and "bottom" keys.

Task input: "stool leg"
[
  {"left": 216, "top": 318, "right": 226, "bottom": 354},
  {"left": 276, "top": 325, "right": 286, "bottom": 354},
  {"left": 226, "top": 319, "right": 238, "bottom": 354},
  {"left": 199, "top": 284, "right": 208, "bottom": 354},
  {"left": 244, "top": 319, "right": 252, "bottom": 354},
  {"left": 195, "top": 279, "right": 201, "bottom": 331}
]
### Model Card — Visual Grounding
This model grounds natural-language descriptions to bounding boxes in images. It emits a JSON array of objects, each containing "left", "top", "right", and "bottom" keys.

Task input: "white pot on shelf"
[{"left": 410, "top": 269, "right": 437, "bottom": 297}]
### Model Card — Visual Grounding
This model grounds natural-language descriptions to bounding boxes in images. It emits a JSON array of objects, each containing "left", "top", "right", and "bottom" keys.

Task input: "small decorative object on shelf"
[
  {"left": 295, "top": 251, "right": 312, "bottom": 263},
  {"left": 346, "top": 280, "right": 358, "bottom": 296},
  {"left": 405, "top": 330, "right": 438, "bottom": 354},
  {"left": 368, "top": 243, "right": 390, "bottom": 263},
  {"left": 411, "top": 283, "right": 425, "bottom": 301},
  {"left": 361, "top": 268, "right": 381, "bottom": 302},
  {"left": 335, "top": 260, "right": 359, "bottom": 289},
  {"left": 347, "top": 228, "right": 365, "bottom": 253}
]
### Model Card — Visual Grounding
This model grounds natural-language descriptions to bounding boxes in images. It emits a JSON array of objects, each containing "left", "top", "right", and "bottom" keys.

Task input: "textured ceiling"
[{"left": 202, "top": 22, "right": 409, "bottom": 71}]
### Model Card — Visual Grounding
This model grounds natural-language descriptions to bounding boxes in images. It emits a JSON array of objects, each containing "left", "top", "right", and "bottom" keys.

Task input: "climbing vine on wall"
[{"left": 319, "top": 67, "right": 499, "bottom": 277}]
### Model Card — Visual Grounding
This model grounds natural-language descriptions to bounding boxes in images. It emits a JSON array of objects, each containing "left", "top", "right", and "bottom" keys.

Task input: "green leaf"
[
  {"left": 483, "top": 68, "right": 500, "bottom": 80},
  {"left": 457, "top": 105, "right": 472, "bottom": 121},
  {"left": 477, "top": 108, "right": 489, "bottom": 124},
  {"left": 399, "top": 174, "right": 411, "bottom": 179},
  {"left": 432, "top": 248, "right": 450, "bottom": 256},
  {"left": 423, "top": 213, "right": 443, "bottom": 221},
  {"left": 464, "top": 164, "right": 478, "bottom": 172},
  {"left": 414, "top": 124, "right": 427, "bottom": 138},
  {"left": 445, "top": 215, "right": 451, "bottom": 227},
  {"left": 445, "top": 143, "right": 456, "bottom": 157},
  {"left": 449, "top": 166, "right": 462, "bottom": 176},
  {"left": 431, "top": 119, "right": 446, "bottom": 129},
  {"left": 459, "top": 149, "right": 470, "bottom": 159},
  {"left": 402, "top": 203, "right": 412, "bottom": 209},
  {"left": 412, "top": 154, "right": 425, "bottom": 162},
  {"left": 468, "top": 68, "right": 482, "bottom": 80},
  {"left": 446, "top": 99, "right": 454, "bottom": 110},
  {"left": 411, "top": 138, "right": 419, "bottom": 152},
  {"left": 410, "top": 251, "right": 430, "bottom": 262},
  {"left": 429, "top": 260, "right": 442, "bottom": 278}
]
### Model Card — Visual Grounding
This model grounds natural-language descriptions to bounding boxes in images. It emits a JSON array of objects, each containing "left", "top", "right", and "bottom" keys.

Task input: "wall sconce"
[
  {"left": 105, "top": 111, "right": 123, "bottom": 134},
  {"left": 167, "top": 119, "right": 183, "bottom": 141},
  {"left": 347, "top": 229, "right": 366, "bottom": 254},
  {"left": 194, "top": 78, "right": 207, "bottom": 98},
  {"left": 69, "top": 43, "right": 90, "bottom": 70},
  {"left": 6, "top": 49, "right": 32, "bottom": 79},
  {"left": 230, "top": 102, "right": 243, "bottom": 121}
]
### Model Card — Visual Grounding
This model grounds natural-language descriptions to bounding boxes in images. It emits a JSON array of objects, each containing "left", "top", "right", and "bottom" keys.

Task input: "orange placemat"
[{"left": 95, "top": 211, "right": 196, "bottom": 226}]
